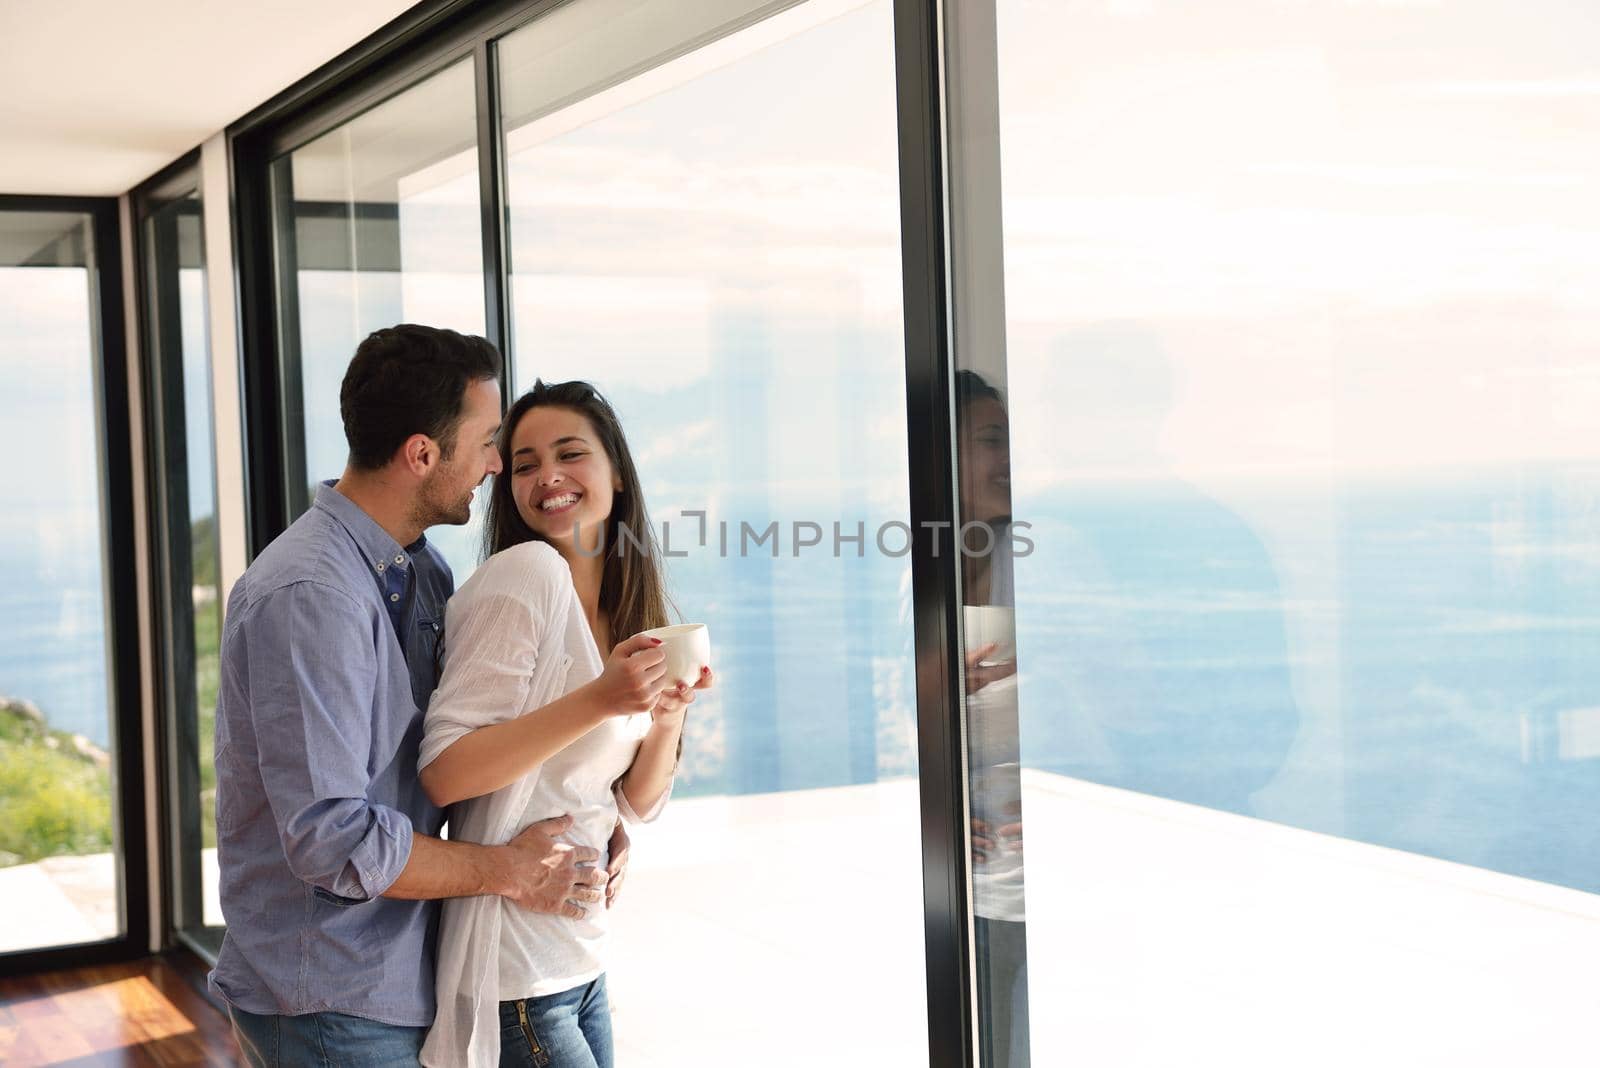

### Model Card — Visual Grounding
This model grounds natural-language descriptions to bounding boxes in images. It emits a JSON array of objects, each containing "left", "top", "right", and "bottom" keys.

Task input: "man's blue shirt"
[{"left": 209, "top": 482, "right": 453, "bottom": 1025}]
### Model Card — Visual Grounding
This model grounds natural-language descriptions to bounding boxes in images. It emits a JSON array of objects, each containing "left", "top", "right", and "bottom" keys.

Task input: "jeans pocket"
[{"left": 228, "top": 1006, "right": 280, "bottom": 1068}]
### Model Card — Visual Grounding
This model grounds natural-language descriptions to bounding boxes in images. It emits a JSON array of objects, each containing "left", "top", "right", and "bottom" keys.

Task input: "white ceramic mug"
[
  {"left": 962, "top": 605, "right": 1016, "bottom": 664},
  {"left": 638, "top": 623, "right": 711, "bottom": 690}
]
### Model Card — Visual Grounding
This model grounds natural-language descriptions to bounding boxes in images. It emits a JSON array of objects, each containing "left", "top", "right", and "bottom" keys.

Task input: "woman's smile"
[{"left": 537, "top": 490, "right": 583, "bottom": 516}]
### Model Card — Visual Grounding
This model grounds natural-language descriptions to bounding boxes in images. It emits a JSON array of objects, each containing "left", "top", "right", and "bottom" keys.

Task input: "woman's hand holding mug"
[
  {"left": 636, "top": 623, "right": 714, "bottom": 724},
  {"left": 594, "top": 633, "right": 669, "bottom": 714},
  {"left": 651, "top": 664, "right": 714, "bottom": 724}
]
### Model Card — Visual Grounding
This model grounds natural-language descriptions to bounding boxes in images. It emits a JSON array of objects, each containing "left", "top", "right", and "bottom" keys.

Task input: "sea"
[
  {"left": 5, "top": 465, "right": 1600, "bottom": 896},
  {"left": 1, "top": 521, "right": 113, "bottom": 749}
]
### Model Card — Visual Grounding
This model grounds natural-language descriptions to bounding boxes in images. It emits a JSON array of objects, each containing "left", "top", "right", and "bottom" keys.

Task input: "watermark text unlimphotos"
[{"left": 571, "top": 510, "right": 1034, "bottom": 559}]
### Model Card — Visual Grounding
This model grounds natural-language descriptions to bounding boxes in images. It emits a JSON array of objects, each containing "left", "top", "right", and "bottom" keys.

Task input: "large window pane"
[
  {"left": 143, "top": 187, "right": 225, "bottom": 948},
  {"left": 273, "top": 58, "right": 487, "bottom": 576},
  {"left": 498, "top": 1, "right": 924, "bottom": 1061},
  {"left": 973, "top": 1, "right": 1600, "bottom": 1062},
  {"left": 0, "top": 210, "right": 122, "bottom": 953}
]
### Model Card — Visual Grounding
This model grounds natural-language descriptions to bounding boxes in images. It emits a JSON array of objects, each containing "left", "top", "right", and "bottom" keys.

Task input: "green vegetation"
[
  {"left": 195, "top": 580, "right": 221, "bottom": 850},
  {"left": 0, "top": 699, "right": 113, "bottom": 867},
  {"left": 191, "top": 513, "right": 219, "bottom": 590},
  {"left": 0, "top": 515, "right": 226, "bottom": 867}
]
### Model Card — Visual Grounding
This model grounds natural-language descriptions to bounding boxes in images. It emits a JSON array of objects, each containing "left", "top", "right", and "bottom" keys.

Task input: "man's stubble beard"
[{"left": 412, "top": 462, "right": 475, "bottom": 531}]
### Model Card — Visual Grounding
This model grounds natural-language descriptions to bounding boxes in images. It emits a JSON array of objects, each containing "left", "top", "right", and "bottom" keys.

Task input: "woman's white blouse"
[{"left": 418, "top": 541, "right": 668, "bottom": 1068}]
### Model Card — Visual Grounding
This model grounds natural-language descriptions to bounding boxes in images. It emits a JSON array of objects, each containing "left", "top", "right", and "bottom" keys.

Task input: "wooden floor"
[{"left": 0, "top": 955, "right": 240, "bottom": 1067}]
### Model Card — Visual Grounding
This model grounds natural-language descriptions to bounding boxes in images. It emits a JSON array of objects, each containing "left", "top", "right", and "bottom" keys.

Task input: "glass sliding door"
[
  {"left": 0, "top": 205, "right": 134, "bottom": 958},
  {"left": 270, "top": 57, "right": 488, "bottom": 577},
  {"left": 140, "top": 178, "right": 225, "bottom": 953},
  {"left": 496, "top": 0, "right": 925, "bottom": 1061},
  {"left": 949, "top": 0, "right": 1600, "bottom": 1062}
]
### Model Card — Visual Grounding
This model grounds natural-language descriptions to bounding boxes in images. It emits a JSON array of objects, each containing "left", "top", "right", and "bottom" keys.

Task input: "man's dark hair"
[{"left": 340, "top": 324, "right": 502, "bottom": 471}]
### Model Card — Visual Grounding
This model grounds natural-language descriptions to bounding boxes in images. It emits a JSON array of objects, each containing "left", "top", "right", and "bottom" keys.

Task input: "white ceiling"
[{"left": 0, "top": 0, "right": 424, "bottom": 196}]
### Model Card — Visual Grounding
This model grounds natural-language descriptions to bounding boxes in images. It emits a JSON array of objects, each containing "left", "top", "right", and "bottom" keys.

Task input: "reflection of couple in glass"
[
  {"left": 209, "top": 326, "right": 711, "bottom": 1068},
  {"left": 957, "top": 369, "right": 1030, "bottom": 1068}
]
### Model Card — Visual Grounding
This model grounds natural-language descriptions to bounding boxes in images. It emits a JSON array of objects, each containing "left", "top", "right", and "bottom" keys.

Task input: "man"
[{"left": 210, "top": 325, "right": 624, "bottom": 1065}]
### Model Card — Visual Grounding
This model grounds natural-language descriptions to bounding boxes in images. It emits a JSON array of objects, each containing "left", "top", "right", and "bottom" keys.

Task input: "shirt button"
[
  {"left": 375, "top": 562, "right": 386, "bottom": 572},
  {"left": 394, "top": 554, "right": 405, "bottom": 565},
  {"left": 390, "top": 593, "right": 400, "bottom": 603}
]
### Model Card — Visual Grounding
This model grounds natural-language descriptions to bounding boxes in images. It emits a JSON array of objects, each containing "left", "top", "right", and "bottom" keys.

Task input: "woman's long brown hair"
[{"left": 482, "top": 380, "right": 671, "bottom": 645}]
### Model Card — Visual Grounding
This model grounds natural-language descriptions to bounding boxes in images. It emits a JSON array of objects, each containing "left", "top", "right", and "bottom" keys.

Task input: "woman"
[
  {"left": 955, "top": 369, "right": 1029, "bottom": 1068},
  {"left": 418, "top": 380, "right": 712, "bottom": 1068}
]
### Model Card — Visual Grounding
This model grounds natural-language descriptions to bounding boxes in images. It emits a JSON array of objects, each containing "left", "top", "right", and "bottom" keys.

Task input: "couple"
[{"left": 209, "top": 324, "right": 711, "bottom": 1067}]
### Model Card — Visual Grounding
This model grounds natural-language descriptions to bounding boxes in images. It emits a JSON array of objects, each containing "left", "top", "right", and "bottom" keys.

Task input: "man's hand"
[
  {"left": 606, "top": 820, "right": 630, "bottom": 909},
  {"left": 499, "top": 815, "right": 606, "bottom": 919},
  {"left": 972, "top": 817, "right": 995, "bottom": 865},
  {"left": 971, "top": 815, "right": 1024, "bottom": 865}
]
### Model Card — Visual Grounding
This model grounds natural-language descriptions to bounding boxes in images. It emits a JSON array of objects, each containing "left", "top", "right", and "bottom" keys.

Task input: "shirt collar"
[{"left": 313, "top": 479, "right": 430, "bottom": 577}]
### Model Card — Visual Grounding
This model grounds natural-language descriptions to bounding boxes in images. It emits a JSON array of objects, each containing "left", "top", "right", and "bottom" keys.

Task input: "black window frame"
[
  {"left": 223, "top": 1, "right": 975, "bottom": 1063},
  {"left": 231, "top": 0, "right": 542, "bottom": 551},
  {"left": 0, "top": 193, "right": 149, "bottom": 975},
  {"left": 129, "top": 150, "right": 230, "bottom": 962}
]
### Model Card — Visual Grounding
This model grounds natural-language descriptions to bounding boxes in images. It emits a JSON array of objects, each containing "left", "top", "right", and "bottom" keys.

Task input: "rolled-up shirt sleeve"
[
  {"left": 613, "top": 712, "right": 674, "bottom": 825},
  {"left": 246, "top": 581, "right": 413, "bottom": 902},
  {"left": 613, "top": 777, "right": 671, "bottom": 825}
]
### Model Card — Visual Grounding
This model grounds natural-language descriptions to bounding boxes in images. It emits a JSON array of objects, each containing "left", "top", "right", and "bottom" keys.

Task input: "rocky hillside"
[{"left": 0, "top": 697, "right": 113, "bottom": 866}]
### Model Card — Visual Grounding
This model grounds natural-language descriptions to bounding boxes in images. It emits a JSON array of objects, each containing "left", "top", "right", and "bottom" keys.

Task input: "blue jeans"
[
  {"left": 499, "top": 975, "right": 613, "bottom": 1068},
  {"left": 227, "top": 1005, "right": 425, "bottom": 1067}
]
